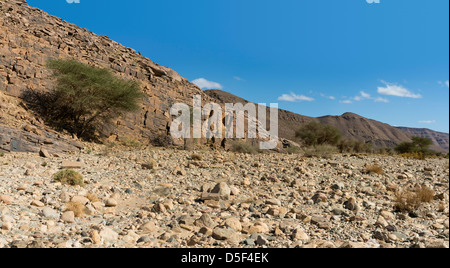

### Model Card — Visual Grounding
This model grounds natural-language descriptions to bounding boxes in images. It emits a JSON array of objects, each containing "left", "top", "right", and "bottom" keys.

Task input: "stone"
[
  {"left": 31, "top": 200, "right": 45, "bottom": 207},
  {"left": 2, "top": 222, "right": 12, "bottom": 231},
  {"left": 344, "top": 197, "right": 359, "bottom": 212},
  {"left": 61, "top": 211, "right": 75, "bottom": 223},
  {"left": 0, "top": 195, "right": 13, "bottom": 205},
  {"left": 312, "top": 192, "right": 327, "bottom": 203},
  {"left": 41, "top": 207, "right": 59, "bottom": 219},
  {"left": 195, "top": 213, "right": 217, "bottom": 229},
  {"left": 139, "top": 221, "right": 159, "bottom": 232},
  {"left": 199, "top": 227, "right": 213, "bottom": 236},
  {"left": 266, "top": 198, "right": 281, "bottom": 206},
  {"left": 380, "top": 210, "right": 395, "bottom": 221},
  {"left": 91, "top": 230, "right": 101, "bottom": 244},
  {"left": 105, "top": 198, "right": 118, "bottom": 207},
  {"left": 212, "top": 227, "right": 236, "bottom": 241},
  {"left": 248, "top": 222, "right": 269, "bottom": 234},
  {"left": 39, "top": 148, "right": 51, "bottom": 158},
  {"left": 211, "top": 182, "right": 231, "bottom": 200},
  {"left": 224, "top": 218, "right": 242, "bottom": 232},
  {"left": 100, "top": 227, "right": 119, "bottom": 243},
  {"left": 256, "top": 235, "right": 269, "bottom": 246},
  {"left": 293, "top": 228, "right": 309, "bottom": 241},
  {"left": 71, "top": 196, "right": 89, "bottom": 205},
  {"left": 201, "top": 192, "right": 221, "bottom": 201},
  {"left": 61, "top": 161, "right": 84, "bottom": 169}
]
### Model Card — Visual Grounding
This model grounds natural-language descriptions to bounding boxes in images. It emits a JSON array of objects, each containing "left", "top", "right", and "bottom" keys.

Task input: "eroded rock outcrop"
[{"left": 0, "top": 0, "right": 221, "bottom": 152}]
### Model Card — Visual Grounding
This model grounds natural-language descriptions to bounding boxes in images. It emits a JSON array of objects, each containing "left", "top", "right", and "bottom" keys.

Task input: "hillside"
[{"left": 205, "top": 90, "right": 448, "bottom": 152}]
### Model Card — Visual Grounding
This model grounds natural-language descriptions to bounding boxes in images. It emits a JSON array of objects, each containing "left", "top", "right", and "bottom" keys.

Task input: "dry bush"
[
  {"left": 394, "top": 185, "right": 435, "bottom": 213},
  {"left": 53, "top": 170, "right": 84, "bottom": 186},
  {"left": 363, "top": 164, "right": 383, "bottom": 175},
  {"left": 65, "top": 202, "right": 86, "bottom": 217},
  {"left": 416, "top": 185, "right": 435, "bottom": 203},
  {"left": 229, "top": 141, "right": 258, "bottom": 154},
  {"left": 141, "top": 159, "right": 157, "bottom": 170},
  {"left": 399, "top": 152, "right": 426, "bottom": 160},
  {"left": 86, "top": 193, "right": 100, "bottom": 203},
  {"left": 190, "top": 153, "right": 203, "bottom": 161}
]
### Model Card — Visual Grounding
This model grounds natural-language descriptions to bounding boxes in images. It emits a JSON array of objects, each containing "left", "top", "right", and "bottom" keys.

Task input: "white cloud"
[
  {"left": 360, "top": 91, "right": 371, "bottom": 99},
  {"left": 374, "top": 97, "right": 389, "bottom": 103},
  {"left": 192, "top": 78, "right": 223, "bottom": 90},
  {"left": 438, "top": 80, "right": 449, "bottom": 88},
  {"left": 418, "top": 120, "right": 436, "bottom": 124},
  {"left": 349, "top": 91, "right": 383, "bottom": 102},
  {"left": 233, "top": 76, "right": 244, "bottom": 81},
  {"left": 377, "top": 81, "right": 422, "bottom": 98},
  {"left": 278, "top": 92, "right": 314, "bottom": 102},
  {"left": 320, "top": 93, "right": 336, "bottom": 100},
  {"left": 339, "top": 100, "right": 353, "bottom": 104}
]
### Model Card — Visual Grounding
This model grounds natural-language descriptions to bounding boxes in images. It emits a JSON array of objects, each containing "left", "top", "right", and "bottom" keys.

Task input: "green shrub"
[
  {"left": 395, "top": 136, "right": 433, "bottom": 156},
  {"left": 30, "top": 59, "right": 144, "bottom": 140},
  {"left": 53, "top": 169, "right": 85, "bottom": 186},
  {"left": 296, "top": 121, "right": 342, "bottom": 147}
]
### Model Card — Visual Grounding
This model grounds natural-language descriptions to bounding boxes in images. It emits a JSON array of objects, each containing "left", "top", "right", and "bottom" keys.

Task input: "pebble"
[
  {"left": 0, "top": 146, "right": 447, "bottom": 249},
  {"left": 61, "top": 211, "right": 75, "bottom": 223}
]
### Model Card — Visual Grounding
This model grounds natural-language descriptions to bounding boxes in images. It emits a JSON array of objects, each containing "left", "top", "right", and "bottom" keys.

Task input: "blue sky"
[{"left": 28, "top": 0, "right": 449, "bottom": 133}]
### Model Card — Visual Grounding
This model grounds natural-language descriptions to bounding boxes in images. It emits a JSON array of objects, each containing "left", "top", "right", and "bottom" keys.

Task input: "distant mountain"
[
  {"left": 205, "top": 90, "right": 449, "bottom": 153},
  {"left": 396, "top": 127, "right": 449, "bottom": 153}
]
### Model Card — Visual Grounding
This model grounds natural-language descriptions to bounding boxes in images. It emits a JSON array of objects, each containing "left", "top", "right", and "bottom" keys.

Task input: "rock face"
[{"left": 0, "top": 0, "right": 218, "bottom": 153}]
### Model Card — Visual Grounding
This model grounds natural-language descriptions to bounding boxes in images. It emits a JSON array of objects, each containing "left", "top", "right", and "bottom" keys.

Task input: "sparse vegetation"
[
  {"left": 286, "top": 146, "right": 301, "bottom": 154},
  {"left": 53, "top": 169, "right": 85, "bottom": 186},
  {"left": 394, "top": 185, "right": 435, "bottom": 213},
  {"left": 295, "top": 121, "right": 342, "bottom": 147},
  {"left": 86, "top": 193, "right": 100, "bottom": 203},
  {"left": 65, "top": 202, "right": 86, "bottom": 217},
  {"left": 303, "top": 144, "right": 337, "bottom": 159},
  {"left": 142, "top": 159, "right": 157, "bottom": 170},
  {"left": 337, "top": 139, "right": 374, "bottom": 154},
  {"left": 229, "top": 141, "right": 259, "bottom": 154},
  {"left": 399, "top": 152, "right": 426, "bottom": 160},
  {"left": 190, "top": 153, "right": 203, "bottom": 161},
  {"left": 363, "top": 164, "right": 383, "bottom": 175},
  {"left": 121, "top": 138, "right": 143, "bottom": 149}
]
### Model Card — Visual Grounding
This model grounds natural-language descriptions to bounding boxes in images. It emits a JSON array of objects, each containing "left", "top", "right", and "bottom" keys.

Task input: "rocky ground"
[{"left": 0, "top": 145, "right": 448, "bottom": 248}]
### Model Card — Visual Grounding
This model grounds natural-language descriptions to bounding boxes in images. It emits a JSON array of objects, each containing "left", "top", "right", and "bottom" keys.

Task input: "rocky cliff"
[{"left": 0, "top": 0, "right": 220, "bottom": 153}]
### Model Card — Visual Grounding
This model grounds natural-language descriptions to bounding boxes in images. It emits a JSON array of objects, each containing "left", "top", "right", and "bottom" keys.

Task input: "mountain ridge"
[{"left": 204, "top": 90, "right": 449, "bottom": 153}]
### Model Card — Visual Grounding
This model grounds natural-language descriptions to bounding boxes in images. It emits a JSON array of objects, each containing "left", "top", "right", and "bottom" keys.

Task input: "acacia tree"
[
  {"left": 45, "top": 59, "right": 144, "bottom": 139},
  {"left": 295, "top": 121, "right": 342, "bottom": 147},
  {"left": 395, "top": 136, "right": 433, "bottom": 155}
]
